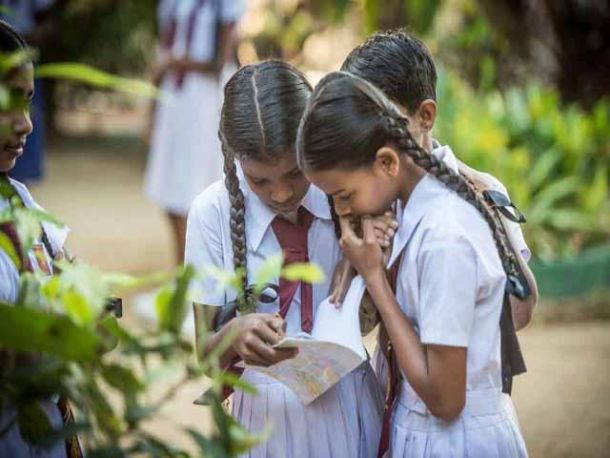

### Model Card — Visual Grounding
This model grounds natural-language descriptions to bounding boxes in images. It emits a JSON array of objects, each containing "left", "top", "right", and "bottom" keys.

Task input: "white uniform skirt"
[
  {"left": 232, "top": 361, "right": 384, "bottom": 458},
  {"left": 389, "top": 386, "right": 528, "bottom": 458},
  {"left": 145, "top": 69, "right": 230, "bottom": 216}
]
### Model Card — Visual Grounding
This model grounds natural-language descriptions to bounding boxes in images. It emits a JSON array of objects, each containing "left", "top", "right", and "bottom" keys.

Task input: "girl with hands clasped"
[
  {"left": 297, "top": 72, "right": 528, "bottom": 458},
  {"left": 185, "top": 61, "right": 383, "bottom": 458}
]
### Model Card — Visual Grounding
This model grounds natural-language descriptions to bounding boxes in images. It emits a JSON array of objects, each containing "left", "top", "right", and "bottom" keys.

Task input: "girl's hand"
[
  {"left": 339, "top": 216, "right": 386, "bottom": 283},
  {"left": 371, "top": 210, "right": 398, "bottom": 249},
  {"left": 328, "top": 257, "right": 355, "bottom": 308},
  {"left": 229, "top": 313, "right": 297, "bottom": 367}
]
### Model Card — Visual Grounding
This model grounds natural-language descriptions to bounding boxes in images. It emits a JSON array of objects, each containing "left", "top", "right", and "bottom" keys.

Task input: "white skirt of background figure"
[{"left": 144, "top": 66, "right": 235, "bottom": 216}]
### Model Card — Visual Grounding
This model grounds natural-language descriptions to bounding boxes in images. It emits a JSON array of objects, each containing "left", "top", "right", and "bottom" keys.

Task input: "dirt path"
[{"left": 31, "top": 137, "right": 610, "bottom": 457}]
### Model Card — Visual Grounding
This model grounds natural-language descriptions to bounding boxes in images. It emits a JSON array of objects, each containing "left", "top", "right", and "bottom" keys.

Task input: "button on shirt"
[{"left": 185, "top": 175, "right": 341, "bottom": 337}]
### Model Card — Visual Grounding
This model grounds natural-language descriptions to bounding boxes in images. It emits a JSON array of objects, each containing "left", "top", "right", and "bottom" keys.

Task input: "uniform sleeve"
[
  {"left": 0, "top": 251, "right": 19, "bottom": 303},
  {"left": 417, "top": 236, "right": 477, "bottom": 347},
  {"left": 220, "top": 0, "right": 247, "bottom": 23},
  {"left": 185, "top": 196, "right": 226, "bottom": 307}
]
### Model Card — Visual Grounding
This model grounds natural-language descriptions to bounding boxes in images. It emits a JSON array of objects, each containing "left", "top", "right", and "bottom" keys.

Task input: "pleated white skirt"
[
  {"left": 389, "top": 387, "right": 527, "bottom": 458},
  {"left": 232, "top": 361, "right": 384, "bottom": 458}
]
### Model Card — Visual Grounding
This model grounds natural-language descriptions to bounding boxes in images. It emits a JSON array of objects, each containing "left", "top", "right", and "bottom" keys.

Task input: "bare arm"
[{"left": 339, "top": 217, "right": 467, "bottom": 421}]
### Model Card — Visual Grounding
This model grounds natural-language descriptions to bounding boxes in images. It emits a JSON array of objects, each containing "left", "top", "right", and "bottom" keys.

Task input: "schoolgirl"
[
  {"left": 297, "top": 72, "right": 528, "bottom": 457},
  {"left": 0, "top": 19, "right": 73, "bottom": 458},
  {"left": 185, "top": 61, "right": 383, "bottom": 457}
]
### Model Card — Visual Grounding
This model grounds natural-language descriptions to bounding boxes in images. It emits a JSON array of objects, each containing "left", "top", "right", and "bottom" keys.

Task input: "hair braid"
[
  {"left": 383, "top": 114, "right": 519, "bottom": 278},
  {"left": 219, "top": 129, "right": 249, "bottom": 305}
]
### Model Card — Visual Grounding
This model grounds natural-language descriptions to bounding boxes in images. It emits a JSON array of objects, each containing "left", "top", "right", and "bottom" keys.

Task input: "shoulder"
[
  {"left": 190, "top": 180, "right": 229, "bottom": 220},
  {"left": 418, "top": 189, "right": 494, "bottom": 260},
  {"left": 9, "top": 178, "right": 38, "bottom": 209},
  {"left": 9, "top": 178, "right": 69, "bottom": 253}
]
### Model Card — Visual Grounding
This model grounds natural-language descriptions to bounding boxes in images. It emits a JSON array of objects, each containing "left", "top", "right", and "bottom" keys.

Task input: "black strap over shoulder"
[{"left": 500, "top": 291, "right": 527, "bottom": 394}]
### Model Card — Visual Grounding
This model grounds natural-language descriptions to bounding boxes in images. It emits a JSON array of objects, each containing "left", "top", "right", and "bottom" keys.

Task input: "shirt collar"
[
  {"left": 236, "top": 163, "right": 332, "bottom": 252},
  {"left": 387, "top": 144, "right": 458, "bottom": 266}
]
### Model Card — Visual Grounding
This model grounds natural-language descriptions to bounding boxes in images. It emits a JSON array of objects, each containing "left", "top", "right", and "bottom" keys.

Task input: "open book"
[{"left": 244, "top": 278, "right": 368, "bottom": 405}]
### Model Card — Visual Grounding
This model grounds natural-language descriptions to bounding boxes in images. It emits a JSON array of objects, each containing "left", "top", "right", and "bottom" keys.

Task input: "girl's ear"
[
  {"left": 374, "top": 146, "right": 401, "bottom": 177},
  {"left": 416, "top": 99, "right": 437, "bottom": 131}
]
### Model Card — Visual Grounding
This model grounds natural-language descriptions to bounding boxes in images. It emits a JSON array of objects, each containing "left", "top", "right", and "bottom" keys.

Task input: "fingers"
[
  {"left": 339, "top": 217, "right": 361, "bottom": 245},
  {"left": 253, "top": 319, "right": 283, "bottom": 346},
  {"left": 362, "top": 216, "right": 378, "bottom": 244}
]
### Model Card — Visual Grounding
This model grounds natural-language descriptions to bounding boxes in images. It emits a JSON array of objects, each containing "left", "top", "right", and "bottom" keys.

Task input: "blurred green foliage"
[{"left": 435, "top": 70, "right": 610, "bottom": 261}]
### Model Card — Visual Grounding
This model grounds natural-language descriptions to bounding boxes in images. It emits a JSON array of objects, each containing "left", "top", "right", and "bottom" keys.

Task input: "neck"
[
  {"left": 420, "top": 132, "right": 433, "bottom": 153},
  {"left": 397, "top": 162, "right": 426, "bottom": 203}
]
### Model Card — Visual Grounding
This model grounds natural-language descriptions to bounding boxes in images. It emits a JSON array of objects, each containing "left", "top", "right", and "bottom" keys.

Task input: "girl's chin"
[{"left": 0, "top": 158, "right": 16, "bottom": 173}]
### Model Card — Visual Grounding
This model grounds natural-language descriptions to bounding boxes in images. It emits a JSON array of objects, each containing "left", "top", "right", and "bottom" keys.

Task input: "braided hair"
[
  {"left": 219, "top": 60, "right": 312, "bottom": 306},
  {"left": 297, "top": 72, "right": 520, "bottom": 283}
]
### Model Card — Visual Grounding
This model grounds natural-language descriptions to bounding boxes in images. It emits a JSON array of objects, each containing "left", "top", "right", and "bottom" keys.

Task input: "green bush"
[{"left": 434, "top": 69, "right": 610, "bottom": 261}]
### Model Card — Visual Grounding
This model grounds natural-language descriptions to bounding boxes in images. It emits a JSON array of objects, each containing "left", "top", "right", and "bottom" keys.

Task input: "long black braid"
[{"left": 218, "top": 60, "right": 313, "bottom": 309}]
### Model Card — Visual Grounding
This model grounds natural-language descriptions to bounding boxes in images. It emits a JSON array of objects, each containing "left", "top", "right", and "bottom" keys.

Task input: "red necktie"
[{"left": 270, "top": 206, "right": 315, "bottom": 333}]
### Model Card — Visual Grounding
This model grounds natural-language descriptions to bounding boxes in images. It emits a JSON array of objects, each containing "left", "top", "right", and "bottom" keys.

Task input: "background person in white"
[{"left": 144, "top": 0, "right": 246, "bottom": 264}]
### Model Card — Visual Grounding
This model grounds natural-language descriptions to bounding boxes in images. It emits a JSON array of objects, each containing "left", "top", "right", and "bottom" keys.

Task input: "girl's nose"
[
  {"left": 271, "top": 184, "right": 294, "bottom": 204},
  {"left": 334, "top": 199, "right": 350, "bottom": 217},
  {"left": 14, "top": 111, "right": 33, "bottom": 138}
]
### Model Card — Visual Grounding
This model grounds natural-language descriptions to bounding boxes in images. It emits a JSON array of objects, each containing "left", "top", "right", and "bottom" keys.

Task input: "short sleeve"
[
  {"left": 417, "top": 237, "right": 477, "bottom": 347},
  {"left": 185, "top": 195, "right": 226, "bottom": 307},
  {"left": 0, "top": 250, "right": 19, "bottom": 303},
  {"left": 220, "top": 0, "right": 246, "bottom": 23}
]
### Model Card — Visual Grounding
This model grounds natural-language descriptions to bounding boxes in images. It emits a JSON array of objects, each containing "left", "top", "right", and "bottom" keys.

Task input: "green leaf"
[
  {"left": 25, "top": 208, "right": 65, "bottom": 228},
  {"left": 229, "top": 422, "right": 272, "bottom": 455},
  {"left": 253, "top": 253, "right": 284, "bottom": 296},
  {"left": 36, "top": 63, "right": 159, "bottom": 98},
  {"left": 186, "top": 428, "right": 227, "bottom": 458},
  {"left": 545, "top": 209, "right": 593, "bottom": 232},
  {"left": 529, "top": 176, "right": 581, "bottom": 219},
  {"left": 0, "top": 303, "right": 101, "bottom": 361},
  {"left": 101, "top": 364, "right": 144, "bottom": 394},
  {"left": 219, "top": 371, "right": 258, "bottom": 396},
  {"left": 62, "top": 289, "right": 94, "bottom": 325},
  {"left": 0, "top": 49, "right": 38, "bottom": 76},
  {"left": 281, "top": 262, "right": 325, "bottom": 284},
  {"left": 0, "top": 230, "right": 21, "bottom": 270},
  {"left": 17, "top": 402, "right": 53, "bottom": 443},
  {"left": 527, "top": 148, "right": 560, "bottom": 191}
]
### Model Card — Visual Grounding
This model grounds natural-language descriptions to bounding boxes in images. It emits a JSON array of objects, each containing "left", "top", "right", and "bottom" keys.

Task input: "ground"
[{"left": 29, "top": 136, "right": 610, "bottom": 457}]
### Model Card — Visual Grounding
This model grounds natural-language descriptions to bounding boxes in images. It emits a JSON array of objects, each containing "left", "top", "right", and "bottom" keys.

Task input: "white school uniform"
[
  {"left": 386, "top": 146, "right": 528, "bottom": 458},
  {"left": 185, "top": 176, "right": 384, "bottom": 458},
  {"left": 373, "top": 142, "right": 531, "bottom": 394},
  {"left": 0, "top": 178, "right": 70, "bottom": 458},
  {"left": 144, "top": 0, "right": 246, "bottom": 215}
]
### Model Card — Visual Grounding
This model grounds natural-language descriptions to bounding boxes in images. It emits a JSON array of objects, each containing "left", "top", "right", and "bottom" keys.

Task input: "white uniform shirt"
[
  {"left": 389, "top": 145, "right": 511, "bottom": 399},
  {"left": 0, "top": 178, "right": 69, "bottom": 303},
  {"left": 158, "top": 0, "right": 247, "bottom": 63},
  {"left": 185, "top": 177, "right": 341, "bottom": 336}
]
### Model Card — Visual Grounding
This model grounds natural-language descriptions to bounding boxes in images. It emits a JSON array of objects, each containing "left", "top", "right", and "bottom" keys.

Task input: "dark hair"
[
  {"left": 341, "top": 29, "right": 436, "bottom": 113},
  {"left": 0, "top": 19, "right": 27, "bottom": 52},
  {"left": 219, "top": 60, "right": 312, "bottom": 305},
  {"left": 297, "top": 72, "right": 520, "bottom": 281}
]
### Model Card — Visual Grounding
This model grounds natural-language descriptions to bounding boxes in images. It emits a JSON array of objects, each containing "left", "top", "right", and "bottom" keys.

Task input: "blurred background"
[{"left": 6, "top": 0, "right": 609, "bottom": 456}]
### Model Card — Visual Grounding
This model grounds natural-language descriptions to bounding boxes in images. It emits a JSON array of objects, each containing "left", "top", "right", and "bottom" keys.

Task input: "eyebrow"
[{"left": 330, "top": 188, "right": 346, "bottom": 197}]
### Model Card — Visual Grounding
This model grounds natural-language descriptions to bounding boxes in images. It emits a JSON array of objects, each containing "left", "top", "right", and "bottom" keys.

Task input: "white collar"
[
  {"left": 387, "top": 144, "right": 458, "bottom": 266},
  {"left": 236, "top": 164, "right": 332, "bottom": 252}
]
